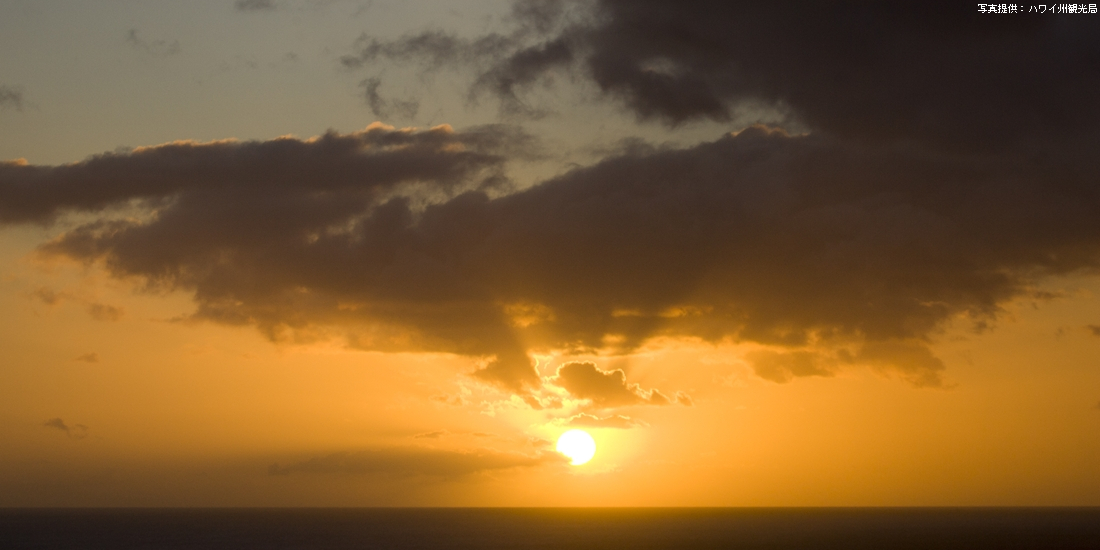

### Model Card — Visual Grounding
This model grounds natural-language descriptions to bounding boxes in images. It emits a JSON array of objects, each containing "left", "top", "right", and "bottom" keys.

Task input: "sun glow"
[{"left": 556, "top": 429, "right": 597, "bottom": 465}]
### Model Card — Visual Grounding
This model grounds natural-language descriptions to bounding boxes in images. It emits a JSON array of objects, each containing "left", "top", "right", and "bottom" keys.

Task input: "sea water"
[{"left": 2, "top": 508, "right": 1099, "bottom": 549}]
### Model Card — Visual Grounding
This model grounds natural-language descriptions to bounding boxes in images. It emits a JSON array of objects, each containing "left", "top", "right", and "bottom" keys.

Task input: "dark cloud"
[
  {"left": 1087, "top": 325, "right": 1100, "bottom": 337},
  {"left": 43, "top": 418, "right": 89, "bottom": 439},
  {"left": 0, "top": 85, "right": 24, "bottom": 111},
  {"left": 268, "top": 447, "right": 564, "bottom": 478},
  {"left": 74, "top": 352, "right": 99, "bottom": 363},
  {"left": 126, "top": 29, "right": 181, "bottom": 57},
  {"left": 552, "top": 362, "right": 672, "bottom": 408},
  {"left": 2, "top": 124, "right": 544, "bottom": 391},
  {"left": 5, "top": 119, "right": 1100, "bottom": 391},
  {"left": 0, "top": 124, "right": 522, "bottom": 223},
  {"left": 235, "top": 0, "right": 276, "bottom": 11},
  {"left": 432, "top": 1, "right": 1100, "bottom": 155},
  {"left": 565, "top": 412, "right": 642, "bottom": 429}
]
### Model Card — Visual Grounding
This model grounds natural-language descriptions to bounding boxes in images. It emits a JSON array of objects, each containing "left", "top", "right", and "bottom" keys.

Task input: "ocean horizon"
[{"left": 3, "top": 507, "right": 1099, "bottom": 549}]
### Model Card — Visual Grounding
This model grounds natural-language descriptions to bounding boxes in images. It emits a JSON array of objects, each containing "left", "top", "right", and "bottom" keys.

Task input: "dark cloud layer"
[
  {"left": 268, "top": 447, "right": 563, "bottom": 478},
  {"left": 373, "top": 1, "right": 1099, "bottom": 154},
  {"left": 4, "top": 121, "right": 1100, "bottom": 391}
]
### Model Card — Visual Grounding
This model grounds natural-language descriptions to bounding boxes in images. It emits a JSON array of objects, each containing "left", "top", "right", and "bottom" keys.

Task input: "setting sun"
[{"left": 556, "top": 429, "right": 597, "bottom": 465}]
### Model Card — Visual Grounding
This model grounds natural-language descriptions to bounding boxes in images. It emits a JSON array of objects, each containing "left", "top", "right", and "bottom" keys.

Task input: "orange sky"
[{"left": 1, "top": 1, "right": 1099, "bottom": 506}]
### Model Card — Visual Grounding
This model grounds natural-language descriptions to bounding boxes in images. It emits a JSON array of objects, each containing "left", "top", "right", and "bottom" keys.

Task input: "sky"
[{"left": 1, "top": 0, "right": 1099, "bottom": 507}]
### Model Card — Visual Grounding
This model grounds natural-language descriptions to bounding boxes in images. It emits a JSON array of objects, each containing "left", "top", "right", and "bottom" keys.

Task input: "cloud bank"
[{"left": 4, "top": 121, "right": 1100, "bottom": 392}]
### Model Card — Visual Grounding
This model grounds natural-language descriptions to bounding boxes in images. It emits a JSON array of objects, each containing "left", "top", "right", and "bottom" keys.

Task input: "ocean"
[{"left": 2, "top": 508, "right": 1099, "bottom": 549}]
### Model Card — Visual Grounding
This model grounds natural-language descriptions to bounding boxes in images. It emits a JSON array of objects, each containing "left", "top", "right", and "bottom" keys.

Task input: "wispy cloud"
[
  {"left": 235, "top": 0, "right": 277, "bottom": 12},
  {"left": 126, "top": 29, "right": 180, "bottom": 57},
  {"left": 0, "top": 85, "right": 24, "bottom": 111},
  {"left": 43, "top": 418, "right": 89, "bottom": 439},
  {"left": 564, "top": 412, "right": 644, "bottom": 429},
  {"left": 268, "top": 447, "right": 565, "bottom": 478}
]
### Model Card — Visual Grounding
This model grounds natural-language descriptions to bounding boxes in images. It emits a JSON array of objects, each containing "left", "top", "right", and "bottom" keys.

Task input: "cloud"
[
  {"left": 235, "top": 0, "right": 276, "bottom": 11},
  {"left": 551, "top": 362, "right": 672, "bottom": 408},
  {"left": 340, "top": 2, "right": 581, "bottom": 117},
  {"left": 28, "top": 287, "right": 123, "bottom": 322},
  {"left": 126, "top": 29, "right": 181, "bottom": 57},
  {"left": 1087, "top": 325, "right": 1100, "bottom": 337},
  {"left": 0, "top": 85, "right": 24, "bottom": 111},
  {"left": 74, "top": 352, "right": 99, "bottom": 363},
  {"left": 360, "top": 77, "right": 419, "bottom": 120},
  {"left": 564, "top": 412, "right": 643, "bottom": 429},
  {"left": 406, "top": 1, "right": 1100, "bottom": 156},
  {"left": 31, "top": 287, "right": 65, "bottom": 306},
  {"left": 43, "top": 418, "right": 89, "bottom": 439},
  {"left": 0, "top": 123, "right": 522, "bottom": 224},
  {"left": 86, "top": 303, "right": 124, "bottom": 322},
  {"left": 747, "top": 350, "right": 835, "bottom": 384},
  {"left": 2, "top": 124, "right": 544, "bottom": 390},
  {"left": 268, "top": 447, "right": 564, "bottom": 478},
  {"left": 5, "top": 118, "right": 1100, "bottom": 391}
]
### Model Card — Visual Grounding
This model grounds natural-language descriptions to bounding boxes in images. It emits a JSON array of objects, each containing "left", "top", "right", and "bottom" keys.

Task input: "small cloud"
[
  {"left": 431, "top": 394, "right": 466, "bottom": 406},
  {"left": 528, "top": 437, "right": 552, "bottom": 449},
  {"left": 674, "top": 391, "right": 693, "bottom": 406},
  {"left": 413, "top": 430, "right": 447, "bottom": 439},
  {"left": 43, "top": 418, "right": 89, "bottom": 439},
  {"left": 126, "top": 29, "right": 181, "bottom": 57},
  {"left": 235, "top": 0, "right": 276, "bottom": 11},
  {"left": 1087, "top": 325, "right": 1100, "bottom": 337},
  {"left": 747, "top": 350, "right": 834, "bottom": 384},
  {"left": 74, "top": 352, "right": 99, "bottom": 363},
  {"left": 31, "top": 287, "right": 65, "bottom": 306},
  {"left": 0, "top": 85, "right": 24, "bottom": 111},
  {"left": 564, "top": 412, "right": 644, "bottom": 429},
  {"left": 86, "top": 303, "right": 124, "bottom": 322},
  {"left": 550, "top": 361, "right": 675, "bottom": 408}
]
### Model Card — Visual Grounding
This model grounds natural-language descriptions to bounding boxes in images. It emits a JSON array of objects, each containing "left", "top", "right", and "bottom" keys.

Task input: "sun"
[{"left": 556, "top": 429, "right": 597, "bottom": 465}]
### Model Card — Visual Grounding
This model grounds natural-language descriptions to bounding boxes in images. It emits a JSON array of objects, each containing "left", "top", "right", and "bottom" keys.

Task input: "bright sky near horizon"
[{"left": 2, "top": 0, "right": 1100, "bottom": 507}]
